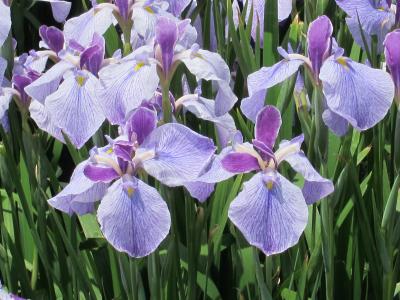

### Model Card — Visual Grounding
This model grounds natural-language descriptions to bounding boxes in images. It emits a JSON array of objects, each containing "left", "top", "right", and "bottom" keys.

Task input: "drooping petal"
[
  {"left": 125, "top": 106, "right": 157, "bottom": 145},
  {"left": 183, "top": 181, "right": 215, "bottom": 203},
  {"left": 322, "top": 108, "right": 349, "bottom": 136},
  {"left": 36, "top": 0, "right": 72, "bottom": 22},
  {"left": 48, "top": 161, "right": 108, "bottom": 215},
  {"left": 167, "top": 0, "right": 191, "bottom": 16},
  {"left": 307, "top": 15, "right": 333, "bottom": 77},
  {"left": 179, "top": 96, "right": 237, "bottom": 147},
  {"left": 29, "top": 100, "right": 65, "bottom": 142},
  {"left": 320, "top": 56, "right": 395, "bottom": 131},
  {"left": 39, "top": 25, "right": 64, "bottom": 53},
  {"left": 228, "top": 172, "right": 308, "bottom": 255},
  {"left": 98, "top": 57, "right": 159, "bottom": 125},
  {"left": 25, "top": 60, "right": 74, "bottom": 103},
  {"left": 138, "top": 123, "right": 216, "bottom": 186},
  {"left": 0, "top": 91, "right": 12, "bottom": 121},
  {"left": 384, "top": 30, "right": 400, "bottom": 96},
  {"left": 335, "top": 0, "right": 395, "bottom": 53},
  {"left": 221, "top": 152, "right": 260, "bottom": 173},
  {"left": 97, "top": 178, "right": 171, "bottom": 257},
  {"left": 45, "top": 71, "right": 105, "bottom": 148},
  {"left": 255, "top": 105, "right": 282, "bottom": 149},
  {"left": 242, "top": 57, "right": 304, "bottom": 122},
  {"left": 180, "top": 48, "right": 236, "bottom": 115},
  {"left": 155, "top": 17, "right": 178, "bottom": 75},
  {"left": 64, "top": 7, "right": 115, "bottom": 47},
  {"left": 0, "top": 1, "right": 11, "bottom": 48},
  {"left": 278, "top": 136, "right": 334, "bottom": 204}
]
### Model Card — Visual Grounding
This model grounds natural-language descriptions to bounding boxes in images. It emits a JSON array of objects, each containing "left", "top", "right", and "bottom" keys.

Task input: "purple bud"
[
  {"left": 39, "top": 25, "right": 64, "bottom": 53},
  {"left": 384, "top": 30, "right": 400, "bottom": 103},
  {"left": 80, "top": 33, "right": 105, "bottom": 76},
  {"left": 155, "top": 17, "right": 178, "bottom": 75},
  {"left": 307, "top": 15, "right": 333, "bottom": 78}
]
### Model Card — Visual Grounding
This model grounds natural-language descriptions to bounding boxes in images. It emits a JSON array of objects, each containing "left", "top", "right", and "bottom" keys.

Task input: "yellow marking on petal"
[
  {"left": 144, "top": 6, "right": 154, "bottom": 13},
  {"left": 336, "top": 57, "right": 350, "bottom": 71},
  {"left": 76, "top": 75, "right": 86, "bottom": 87},
  {"left": 127, "top": 187, "right": 135, "bottom": 197},
  {"left": 134, "top": 61, "right": 145, "bottom": 72},
  {"left": 266, "top": 181, "right": 274, "bottom": 190},
  {"left": 106, "top": 148, "right": 113, "bottom": 154}
]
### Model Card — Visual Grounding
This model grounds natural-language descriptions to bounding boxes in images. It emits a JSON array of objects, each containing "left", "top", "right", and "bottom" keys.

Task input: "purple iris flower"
[
  {"left": 242, "top": 15, "right": 395, "bottom": 136},
  {"left": 232, "top": 0, "right": 292, "bottom": 43},
  {"left": 0, "top": 0, "right": 11, "bottom": 48},
  {"left": 25, "top": 32, "right": 107, "bottom": 148},
  {"left": 335, "top": 0, "right": 396, "bottom": 53},
  {"left": 198, "top": 106, "right": 333, "bottom": 255},
  {"left": 49, "top": 107, "right": 216, "bottom": 257},
  {"left": 98, "top": 16, "right": 236, "bottom": 125},
  {"left": 384, "top": 30, "right": 400, "bottom": 104}
]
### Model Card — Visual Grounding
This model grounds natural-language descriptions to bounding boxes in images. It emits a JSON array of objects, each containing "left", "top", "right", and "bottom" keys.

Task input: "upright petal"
[
  {"left": 64, "top": 7, "right": 115, "bottom": 47},
  {"left": 48, "top": 161, "right": 108, "bottom": 215},
  {"left": 98, "top": 58, "right": 159, "bottom": 125},
  {"left": 155, "top": 17, "right": 178, "bottom": 75},
  {"left": 242, "top": 57, "right": 304, "bottom": 122},
  {"left": 115, "top": 0, "right": 129, "bottom": 20},
  {"left": 39, "top": 25, "right": 64, "bottom": 53},
  {"left": 97, "top": 178, "right": 171, "bottom": 257},
  {"left": 0, "top": 1, "right": 11, "bottom": 47},
  {"left": 278, "top": 136, "right": 334, "bottom": 204},
  {"left": 45, "top": 71, "right": 105, "bottom": 148},
  {"left": 125, "top": 106, "right": 157, "bottom": 145},
  {"left": 320, "top": 56, "right": 394, "bottom": 131},
  {"left": 167, "top": 0, "right": 191, "bottom": 16},
  {"left": 138, "top": 123, "right": 216, "bottom": 186},
  {"left": 255, "top": 105, "right": 282, "bottom": 149},
  {"left": 25, "top": 60, "right": 74, "bottom": 103},
  {"left": 307, "top": 15, "right": 333, "bottom": 77},
  {"left": 228, "top": 172, "right": 308, "bottom": 255},
  {"left": 80, "top": 33, "right": 105, "bottom": 76}
]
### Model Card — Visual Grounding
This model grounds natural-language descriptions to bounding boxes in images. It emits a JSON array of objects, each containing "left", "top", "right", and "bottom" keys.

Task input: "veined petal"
[
  {"left": 36, "top": 0, "right": 72, "bottom": 22},
  {"left": 139, "top": 123, "right": 216, "bottom": 186},
  {"left": 84, "top": 164, "right": 120, "bottom": 182},
  {"left": 384, "top": 30, "right": 400, "bottom": 94},
  {"left": 0, "top": 91, "right": 12, "bottom": 121},
  {"left": 228, "top": 172, "right": 308, "bottom": 255},
  {"left": 183, "top": 181, "right": 215, "bottom": 203},
  {"left": 25, "top": 60, "right": 74, "bottom": 103},
  {"left": 48, "top": 161, "right": 108, "bottom": 215},
  {"left": 97, "top": 178, "right": 171, "bottom": 257},
  {"left": 0, "top": 1, "right": 11, "bottom": 47},
  {"left": 125, "top": 106, "right": 157, "bottom": 145},
  {"left": 45, "top": 71, "right": 105, "bottom": 148},
  {"left": 115, "top": 0, "right": 129, "bottom": 19},
  {"left": 242, "top": 58, "right": 303, "bottom": 122},
  {"left": 29, "top": 100, "right": 65, "bottom": 142},
  {"left": 167, "top": 0, "right": 191, "bottom": 16},
  {"left": 322, "top": 108, "right": 349, "bottom": 136},
  {"left": 255, "top": 105, "right": 282, "bottom": 149},
  {"left": 64, "top": 7, "right": 115, "bottom": 47},
  {"left": 215, "top": 80, "right": 238, "bottom": 116},
  {"left": 0, "top": 57, "right": 6, "bottom": 86},
  {"left": 278, "top": 136, "right": 334, "bottom": 204},
  {"left": 98, "top": 59, "right": 159, "bottom": 125},
  {"left": 80, "top": 33, "right": 105, "bottom": 76},
  {"left": 320, "top": 56, "right": 395, "bottom": 131}
]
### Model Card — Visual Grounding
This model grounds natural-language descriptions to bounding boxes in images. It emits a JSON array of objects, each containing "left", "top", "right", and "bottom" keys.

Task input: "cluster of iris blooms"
[{"left": 0, "top": 0, "right": 399, "bottom": 258}]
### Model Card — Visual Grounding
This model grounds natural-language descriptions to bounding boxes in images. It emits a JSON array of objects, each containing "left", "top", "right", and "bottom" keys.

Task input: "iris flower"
[
  {"left": 0, "top": 0, "right": 11, "bottom": 48},
  {"left": 242, "top": 15, "right": 395, "bottom": 136},
  {"left": 25, "top": 30, "right": 107, "bottom": 148},
  {"left": 195, "top": 105, "right": 333, "bottom": 254},
  {"left": 48, "top": 106, "right": 216, "bottom": 257},
  {"left": 335, "top": 0, "right": 396, "bottom": 53},
  {"left": 98, "top": 16, "right": 236, "bottom": 124}
]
